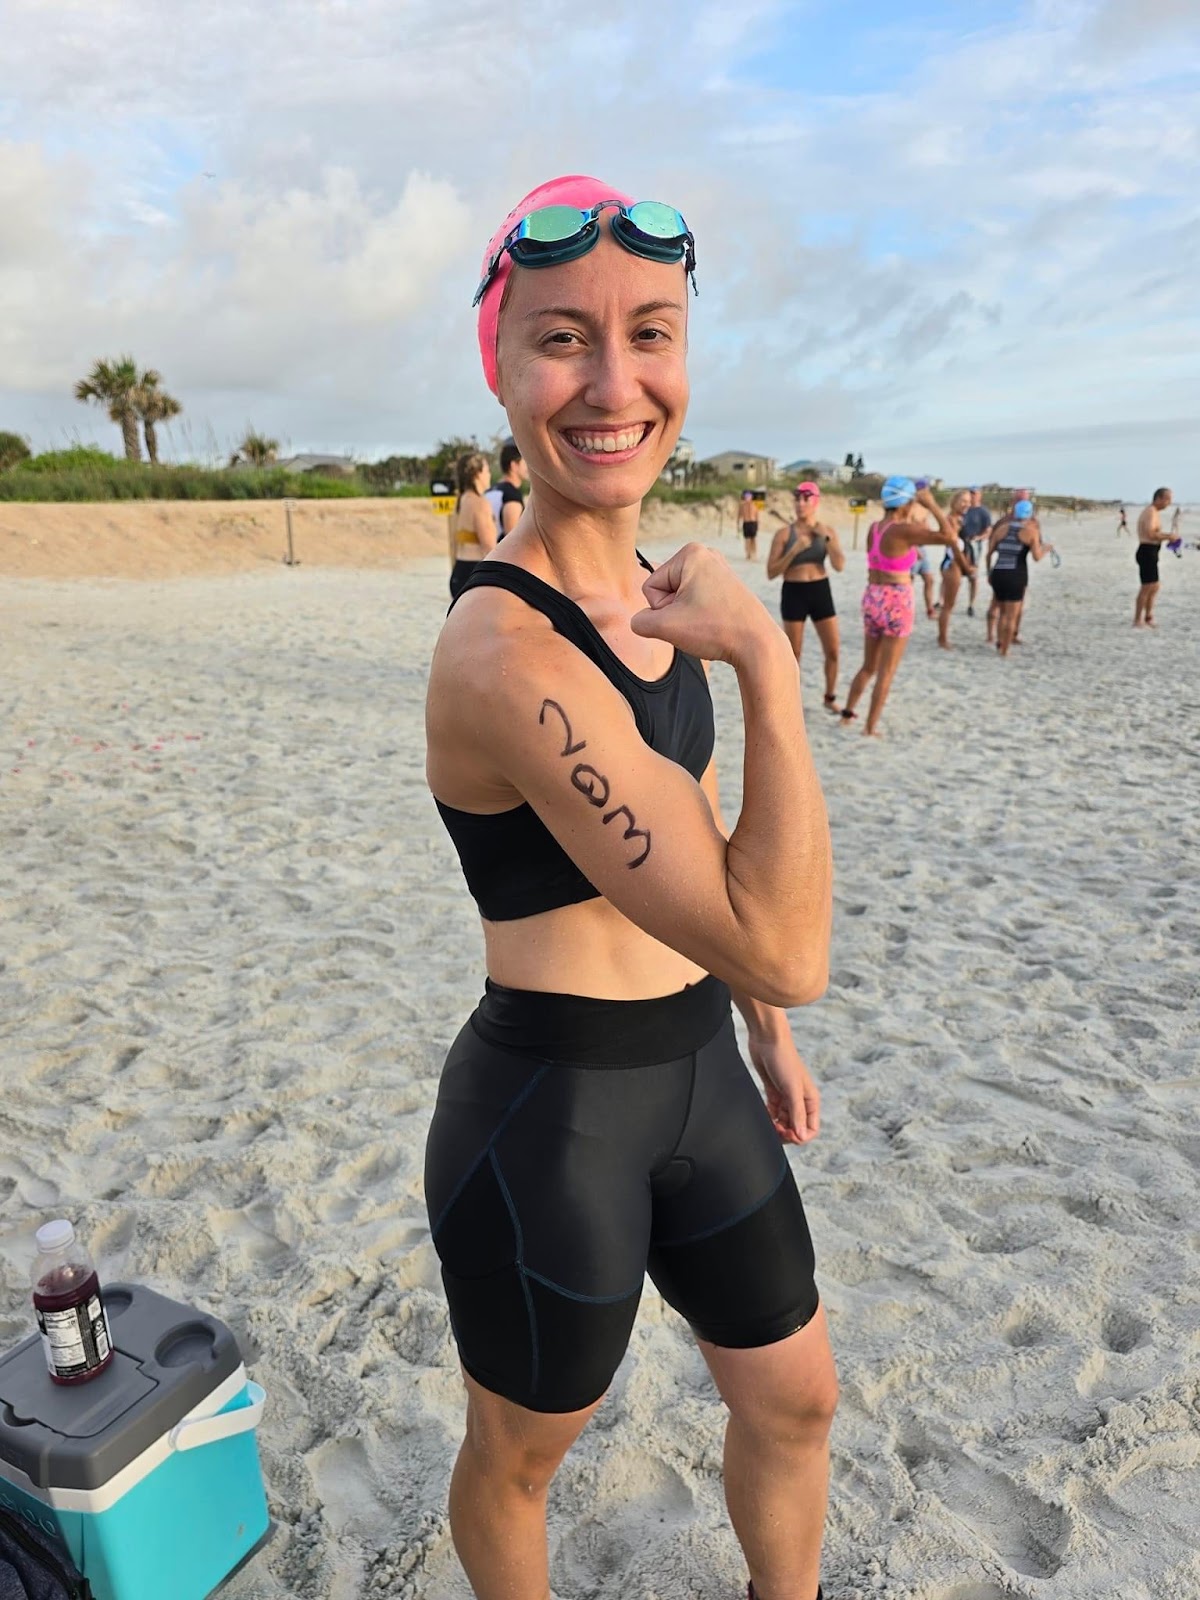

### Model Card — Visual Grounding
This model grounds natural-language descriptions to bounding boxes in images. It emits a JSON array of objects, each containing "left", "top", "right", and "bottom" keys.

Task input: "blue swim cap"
[
  {"left": 1013, "top": 498, "right": 1034, "bottom": 521},
  {"left": 882, "top": 475, "right": 916, "bottom": 508}
]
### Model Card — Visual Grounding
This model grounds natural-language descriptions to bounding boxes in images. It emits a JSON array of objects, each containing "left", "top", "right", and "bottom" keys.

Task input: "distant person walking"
[
  {"left": 484, "top": 439, "right": 530, "bottom": 541},
  {"left": 840, "top": 478, "right": 966, "bottom": 736},
  {"left": 1134, "top": 487, "right": 1174, "bottom": 628},
  {"left": 1117, "top": 506, "right": 1129, "bottom": 536},
  {"left": 987, "top": 499, "right": 1053, "bottom": 657},
  {"left": 741, "top": 490, "right": 759, "bottom": 560},
  {"left": 936, "top": 489, "right": 976, "bottom": 648},
  {"left": 448, "top": 451, "right": 498, "bottom": 600},
  {"left": 766, "top": 481, "right": 847, "bottom": 709}
]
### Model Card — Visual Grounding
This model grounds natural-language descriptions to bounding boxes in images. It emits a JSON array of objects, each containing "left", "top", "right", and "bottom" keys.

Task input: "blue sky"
[{"left": 1, "top": 0, "right": 1197, "bottom": 500}]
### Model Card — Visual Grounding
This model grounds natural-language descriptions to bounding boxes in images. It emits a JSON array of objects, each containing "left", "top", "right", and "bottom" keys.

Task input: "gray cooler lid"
[{"left": 0, "top": 1282, "right": 243, "bottom": 1493}]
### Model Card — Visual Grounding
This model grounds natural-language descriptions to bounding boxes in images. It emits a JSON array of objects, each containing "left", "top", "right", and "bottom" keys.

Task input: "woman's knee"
[
  {"left": 462, "top": 1390, "right": 594, "bottom": 1495},
  {"left": 733, "top": 1371, "right": 839, "bottom": 1448}
]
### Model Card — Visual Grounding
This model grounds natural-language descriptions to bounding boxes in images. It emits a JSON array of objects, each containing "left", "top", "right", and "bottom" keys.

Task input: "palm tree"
[
  {"left": 237, "top": 431, "right": 279, "bottom": 468},
  {"left": 74, "top": 357, "right": 144, "bottom": 462},
  {"left": 136, "top": 371, "right": 182, "bottom": 465}
]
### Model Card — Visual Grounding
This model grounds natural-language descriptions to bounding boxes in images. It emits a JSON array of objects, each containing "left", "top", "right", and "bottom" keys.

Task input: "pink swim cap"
[{"left": 476, "top": 175, "right": 632, "bottom": 397}]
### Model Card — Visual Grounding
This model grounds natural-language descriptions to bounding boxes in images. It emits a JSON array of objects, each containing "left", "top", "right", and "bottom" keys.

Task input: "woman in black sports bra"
[
  {"left": 424, "top": 175, "right": 835, "bottom": 1600},
  {"left": 765, "top": 480, "right": 846, "bottom": 711}
]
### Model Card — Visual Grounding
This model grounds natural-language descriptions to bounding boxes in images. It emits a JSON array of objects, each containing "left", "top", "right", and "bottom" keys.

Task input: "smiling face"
[{"left": 493, "top": 232, "right": 689, "bottom": 512}]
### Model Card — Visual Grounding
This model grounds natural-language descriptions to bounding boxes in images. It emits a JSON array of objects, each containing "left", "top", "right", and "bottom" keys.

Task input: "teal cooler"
[{"left": 0, "top": 1283, "right": 270, "bottom": 1600}]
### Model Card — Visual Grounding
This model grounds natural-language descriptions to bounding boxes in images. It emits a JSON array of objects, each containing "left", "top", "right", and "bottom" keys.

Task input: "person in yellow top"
[{"left": 449, "top": 451, "right": 500, "bottom": 599}]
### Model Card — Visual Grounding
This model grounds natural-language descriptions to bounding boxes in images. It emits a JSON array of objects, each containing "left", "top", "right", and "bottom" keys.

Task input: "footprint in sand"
[
  {"left": 1101, "top": 1306, "right": 1149, "bottom": 1354},
  {"left": 1002, "top": 1305, "right": 1054, "bottom": 1349},
  {"left": 310, "top": 1436, "right": 395, "bottom": 1539},
  {"left": 896, "top": 1425, "right": 1071, "bottom": 1579}
]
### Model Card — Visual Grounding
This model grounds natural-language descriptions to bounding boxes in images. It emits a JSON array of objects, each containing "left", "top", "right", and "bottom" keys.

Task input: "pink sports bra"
[{"left": 867, "top": 519, "right": 918, "bottom": 574}]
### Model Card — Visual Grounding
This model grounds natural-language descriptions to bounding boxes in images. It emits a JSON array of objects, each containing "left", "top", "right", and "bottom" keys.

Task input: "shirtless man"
[
  {"left": 740, "top": 489, "right": 759, "bottom": 561},
  {"left": 1134, "top": 487, "right": 1173, "bottom": 628}
]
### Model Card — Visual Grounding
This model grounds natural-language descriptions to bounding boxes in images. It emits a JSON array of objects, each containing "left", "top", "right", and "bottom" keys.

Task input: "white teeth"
[{"left": 566, "top": 428, "right": 645, "bottom": 454}]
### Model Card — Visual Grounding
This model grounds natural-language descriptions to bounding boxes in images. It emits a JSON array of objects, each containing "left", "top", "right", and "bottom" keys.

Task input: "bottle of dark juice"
[{"left": 33, "top": 1219, "right": 113, "bottom": 1385}]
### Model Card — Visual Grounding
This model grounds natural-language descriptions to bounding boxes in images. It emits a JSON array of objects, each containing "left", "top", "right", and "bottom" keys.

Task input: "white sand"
[{"left": 1, "top": 512, "right": 1197, "bottom": 1600}]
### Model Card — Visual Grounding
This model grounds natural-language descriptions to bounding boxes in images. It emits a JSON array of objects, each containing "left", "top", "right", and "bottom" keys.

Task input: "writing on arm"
[{"left": 539, "top": 699, "right": 652, "bottom": 868}]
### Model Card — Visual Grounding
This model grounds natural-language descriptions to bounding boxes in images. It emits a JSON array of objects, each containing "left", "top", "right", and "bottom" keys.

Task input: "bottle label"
[{"left": 37, "top": 1296, "right": 112, "bottom": 1379}]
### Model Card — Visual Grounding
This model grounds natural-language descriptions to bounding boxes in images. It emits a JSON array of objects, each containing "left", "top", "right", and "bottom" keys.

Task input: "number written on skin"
[{"left": 539, "top": 699, "right": 652, "bottom": 869}]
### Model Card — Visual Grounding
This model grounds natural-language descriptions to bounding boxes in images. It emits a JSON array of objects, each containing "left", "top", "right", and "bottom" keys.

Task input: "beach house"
[
  {"left": 700, "top": 450, "right": 776, "bottom": 485},
  {"left": 782, "top": 457, "right": 853, "bottom": 484}
]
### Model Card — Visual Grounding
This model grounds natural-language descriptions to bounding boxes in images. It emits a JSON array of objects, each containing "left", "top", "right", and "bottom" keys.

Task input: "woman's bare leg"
[
  {"left": 448, "top": 1373, "right": 600, "bottom": 1600},
  {"left": 865, "top": 636, "right": 909, "bottom": 735},
  {"left": 812, "top": 615, "right": 840, "bottom": 704},
  {"left": 997, "top": 601, "right": 1020, "bottom": 656},
  {"left": 783, "top": 617, "right": 806, "bottom": 668},
  {"left": 938, "top": 564, "right": 960, "bottom": 648},
  {"left": 841, "top": 632, "right": 881, "bottom": 719},
  {"left": 701, "top": 1308, "right": 838, "bottom": 1600}
]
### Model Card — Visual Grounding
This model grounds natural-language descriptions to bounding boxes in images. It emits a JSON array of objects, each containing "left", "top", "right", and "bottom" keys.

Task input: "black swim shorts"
[
  {"left": 989, "top": 570, "right": 1026, "bottom": 604},
  {"left": 449, "top": 559, "right": 479, "bottom": 600},
  {"left": 424, "top": 976, "right": 820, "bottom": 1413},
  {"left": 1136, "top": 543, "right": 1160, "bottom": 585},
  {"left": 780, "top": 577, "right": 836, "bottom": 624},
  {"left": 742, "top": 521, "right": 757, "bottom": 540}
]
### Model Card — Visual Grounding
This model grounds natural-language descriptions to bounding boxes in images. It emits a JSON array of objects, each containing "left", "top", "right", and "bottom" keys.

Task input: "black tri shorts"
[
  {"left": 449, "top": 558, "right": 479, "bottom": 600},
  {"left": 742, "top": 521, "right": 758, "bottom": 540},
  {"left": 781, "top": 576, "right": 836, "bottom": 623},
  {"left": 424, "top": 975, "right": 820, "bottom": 1414},
  {"left": 1136, "top": 543, "right": 1160, "bottom": 584},
  {"left": 989, "top": 569, "right": 1027, "bottom": 604}
]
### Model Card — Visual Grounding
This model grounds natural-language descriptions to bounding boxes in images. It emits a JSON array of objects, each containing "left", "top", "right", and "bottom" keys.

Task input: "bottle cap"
[{"left": 36, "top": 1219, "right": 76, "bottom": 1253}]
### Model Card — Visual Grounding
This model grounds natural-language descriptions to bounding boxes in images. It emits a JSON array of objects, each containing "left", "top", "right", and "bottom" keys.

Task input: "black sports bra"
[{"left": 433, "top": 559, "right": 715, "bottom": 922}]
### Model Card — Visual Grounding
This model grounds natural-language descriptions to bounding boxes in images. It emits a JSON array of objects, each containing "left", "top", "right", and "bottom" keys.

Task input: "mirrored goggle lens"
[
  {"left": 624, "top": 201, "right": 688, "bottom": 242},
  {"left": 515, "top": 206, "right": 590, "bottom": 245}
]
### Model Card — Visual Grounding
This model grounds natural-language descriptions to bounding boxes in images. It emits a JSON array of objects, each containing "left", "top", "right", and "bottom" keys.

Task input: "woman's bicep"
[{"left": 476, "top": 648, "right": 735, "bottom": 963}]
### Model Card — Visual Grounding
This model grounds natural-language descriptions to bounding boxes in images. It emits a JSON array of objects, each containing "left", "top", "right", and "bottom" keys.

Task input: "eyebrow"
[{"left": 524, "top": 299, "right": 685, "bottom": 323}]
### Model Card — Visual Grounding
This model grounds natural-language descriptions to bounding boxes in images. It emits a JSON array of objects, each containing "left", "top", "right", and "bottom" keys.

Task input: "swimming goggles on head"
[{"left": 472, "top": 201, "right": 698, "bottom": 307}]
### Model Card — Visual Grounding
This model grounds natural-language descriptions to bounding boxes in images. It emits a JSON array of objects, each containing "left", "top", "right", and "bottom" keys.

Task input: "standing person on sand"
[
  {"left": 985, "top": 489, "right": 1037, "bottom": 647},
  {"left": 740, "top": 488, "right": 759, "bottom": 560},
  {"left": 448, "top": 452, "right": 499, "bottom": 599},
  {"left": 1117, "top": 505, "right": 1129, "bottom": 536},
  {"left": 987, "top": 498, "right": 1053, "bottom": 656},
  {"left": 936, "top": 488, "right": 974, "bottom": 648},
  {"left": 424, "top": 175, "right": 835, "bottom": 1600},
  {"left": 839, "top": 477, "right": 969, "bottom": 737},
  {"left": 959, "top": 487, "right": 992, "bottom": 616},
  {"left": 1134, "top": 487, "right": 1174, "bottom": 628},
  {"left": 484, "top": 438, "right": 530, "bottom": 540},
  {"left": 766, "top": 480, "right": 847, "bottom": 709}
]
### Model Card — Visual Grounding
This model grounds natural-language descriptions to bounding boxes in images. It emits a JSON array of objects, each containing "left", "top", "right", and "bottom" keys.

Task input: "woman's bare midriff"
[
  {"left": 866, "top": 570, "right": 912, "bottom": 586},
  {"left": 781, "top": 570, "right": 826, "bottom": 585},
  {"left": 482, "top": 894, "right": 707, "bottom": 999}
]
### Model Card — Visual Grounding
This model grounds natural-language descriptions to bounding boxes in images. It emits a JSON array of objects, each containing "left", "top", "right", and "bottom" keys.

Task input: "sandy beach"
[{"left": 2, "top": 508, "right": 1198, "bottom": 1599}]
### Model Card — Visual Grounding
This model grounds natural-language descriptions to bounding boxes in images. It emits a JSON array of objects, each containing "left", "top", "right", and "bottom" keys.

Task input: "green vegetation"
[
  {"left": 0, "top": 431, "right": 31, "bottom": 471},
  {"left": 0, "top": 456, "right": 375, "bottom": 502}
]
